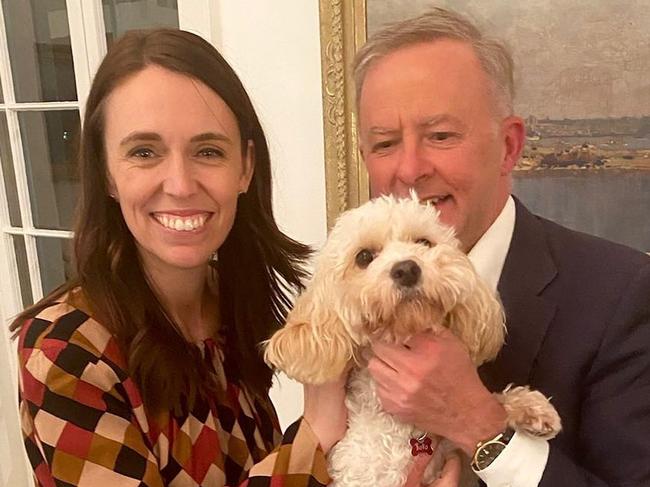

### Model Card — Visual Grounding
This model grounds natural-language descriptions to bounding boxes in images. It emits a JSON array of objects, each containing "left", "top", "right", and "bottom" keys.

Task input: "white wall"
[{"left": 211, "top": 2, "right": 326, "bottom": 430}]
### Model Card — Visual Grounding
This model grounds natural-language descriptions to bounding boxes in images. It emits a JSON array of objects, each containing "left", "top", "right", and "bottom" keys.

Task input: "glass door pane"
[
  {"left": 36, "top": 236, "right": 73, "bottom": 296},
  {"left": 2, "top": 0, "right": 77, "bottom": 102},
  {"left": 12, "top": 235, "right": 33, "bottom": 308},
  {"left": 103, "top": 0, "right": 179, "bottom": 46},
  {"left": 0, "top": 111, "right": 21, "bottom": 226},
  {"left": 18, "top": 110, "right": 80, "bottom": 230}
]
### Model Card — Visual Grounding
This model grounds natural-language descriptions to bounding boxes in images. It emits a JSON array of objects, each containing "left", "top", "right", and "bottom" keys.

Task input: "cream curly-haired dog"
[{"left": 265, "top": 194, "right": 561, "bottom": 487}]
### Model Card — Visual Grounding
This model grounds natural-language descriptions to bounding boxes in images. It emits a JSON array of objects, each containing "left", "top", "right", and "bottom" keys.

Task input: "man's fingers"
[
  {"left": 441, "top": 451, "right": 462, "bottom": 476},
  {"left": 403, "top": 454, "right": 431, "bottom": 487},
  {"left": 371, "top": 340, "right": 408, "bottom": 368},
  {"left": 404, "top": 328, "right": 448, "bottom": 349},
  {"left": 371, "top": 333, "right": 438, "bottom": 370},
  {"left": 403, "top": 437, "right": 442, "bottom": 487},
  {"left": 429, "top": 451, "right": 462, "bottom": 487},
  {"left": 367, "top": 353, "right": 400, "bottom": 377}
]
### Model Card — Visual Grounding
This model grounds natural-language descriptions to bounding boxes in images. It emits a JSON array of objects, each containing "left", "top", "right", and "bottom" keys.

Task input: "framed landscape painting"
[{"left": 319, "top": 0, "right": 650, "bottom": 251}]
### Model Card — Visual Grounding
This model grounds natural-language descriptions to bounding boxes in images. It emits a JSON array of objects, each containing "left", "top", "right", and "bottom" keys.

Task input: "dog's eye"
[
  {"left": 416, "top": 238, "right": 432, "bottom": 247},
  {"left": 355, "top": 249, "right": 375, "bottom": 268}
]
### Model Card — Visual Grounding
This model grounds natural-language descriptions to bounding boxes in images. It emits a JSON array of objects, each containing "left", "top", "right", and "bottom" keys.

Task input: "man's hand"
[
  {"left": 404, "top": 449, "right": 462, "bottom": 487},
  {"left": 368, "top": 329, "right": 507, "bottom": 455}
]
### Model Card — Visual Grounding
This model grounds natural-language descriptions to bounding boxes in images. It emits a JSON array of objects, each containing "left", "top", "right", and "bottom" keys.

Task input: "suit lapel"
[{"left": 479, "top": 199, "right": 558, "bottom": 392}]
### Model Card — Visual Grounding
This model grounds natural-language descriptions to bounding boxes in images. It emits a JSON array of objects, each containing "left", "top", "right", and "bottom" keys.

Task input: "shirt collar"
[{"left": 467, "top": 196, "right": 516, "bottom": 292}]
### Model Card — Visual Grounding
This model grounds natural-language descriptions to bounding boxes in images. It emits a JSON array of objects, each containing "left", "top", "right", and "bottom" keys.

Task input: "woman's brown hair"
[{"left": 11, "top": 29, "right": 310, "bottom": 413}]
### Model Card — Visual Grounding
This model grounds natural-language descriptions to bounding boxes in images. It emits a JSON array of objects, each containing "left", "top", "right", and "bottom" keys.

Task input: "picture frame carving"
[{"left": 318, "top": 0, "right": 368, "bottom": 228}]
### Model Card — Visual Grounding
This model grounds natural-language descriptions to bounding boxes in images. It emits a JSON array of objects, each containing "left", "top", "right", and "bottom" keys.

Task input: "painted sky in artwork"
[{"left": 367, "top": 0, "right": 650, "bottom": 119}]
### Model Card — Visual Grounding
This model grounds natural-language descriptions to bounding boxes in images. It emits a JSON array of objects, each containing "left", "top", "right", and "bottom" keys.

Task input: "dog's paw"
[{"left": 496, "top": 385, "right": 562, "bottom": 439}]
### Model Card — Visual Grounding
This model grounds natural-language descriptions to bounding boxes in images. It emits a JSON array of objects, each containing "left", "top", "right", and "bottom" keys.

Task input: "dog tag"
[{"left": 409, "top": 436, "right": 433, "bottom": 456}]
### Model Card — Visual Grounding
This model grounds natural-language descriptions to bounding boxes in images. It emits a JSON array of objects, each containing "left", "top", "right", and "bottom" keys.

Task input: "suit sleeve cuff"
[{"left": 475, "top": 431, "right": 549, "bottom": 487}]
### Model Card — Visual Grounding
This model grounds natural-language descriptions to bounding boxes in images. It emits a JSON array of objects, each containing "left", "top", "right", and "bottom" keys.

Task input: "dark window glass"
[
  {"left": 3, "top": 0, "right": 77, "bottom": 102},
  {"left": 103, "top": 0, "right": 179, "bottom": 46},
  {"left": 18, "top": 110, "right": 80, "bottom": 230},
  {"left": 12, "top": 235, "right": 33, "bottom": 307},
  {"left": 0, "top": 111, "right": 21, "bottom": 226},
  {"left": 36, "top": 236, "right": 73, "bottom": 296}
]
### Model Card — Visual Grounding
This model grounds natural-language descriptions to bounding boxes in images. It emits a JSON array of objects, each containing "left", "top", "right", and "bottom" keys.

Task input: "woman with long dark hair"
[{"left": 12, "top": 29, "right": 346, "bottom": 486}]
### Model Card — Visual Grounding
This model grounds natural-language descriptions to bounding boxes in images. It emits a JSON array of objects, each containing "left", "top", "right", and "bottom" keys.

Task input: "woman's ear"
[
  {"left": 240, "top": 139, "right": 255, "bottom": 193},
  {"left": 106, "top": 173, "right": 119, "bottom": 201},
  {"left": 264, "top": 268, "right": 353, "bottom": 384}
]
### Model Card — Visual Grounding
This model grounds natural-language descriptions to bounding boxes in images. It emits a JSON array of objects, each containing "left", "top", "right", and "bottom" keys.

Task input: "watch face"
[{"left": 476, "top": 442, "right": 506, "bottom": 469}]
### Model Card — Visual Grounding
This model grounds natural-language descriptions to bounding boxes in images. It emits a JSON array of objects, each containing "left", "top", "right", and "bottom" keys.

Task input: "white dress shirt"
[{"left": 467, "top": 196, "right": 548, "bottom": 487}]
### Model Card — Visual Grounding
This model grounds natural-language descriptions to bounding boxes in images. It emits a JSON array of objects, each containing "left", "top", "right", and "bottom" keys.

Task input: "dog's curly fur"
[{"left": 265, "top": 194, "right": 561, "bottom": 487}]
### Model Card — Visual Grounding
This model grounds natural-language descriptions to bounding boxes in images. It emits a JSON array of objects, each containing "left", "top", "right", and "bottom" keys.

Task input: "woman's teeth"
[{"left": 153, "top": 213, "right": 208, "bottom": 231}]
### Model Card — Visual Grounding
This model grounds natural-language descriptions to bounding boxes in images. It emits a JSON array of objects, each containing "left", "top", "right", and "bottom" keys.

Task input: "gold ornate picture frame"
[{"left": 318, "top": 0, "right": 368, "bottom": 228}]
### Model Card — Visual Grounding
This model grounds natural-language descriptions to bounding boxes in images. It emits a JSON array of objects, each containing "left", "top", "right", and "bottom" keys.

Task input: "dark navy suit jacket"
[{"left": 479, "top": 198, "right": 650, "bottom": 486}]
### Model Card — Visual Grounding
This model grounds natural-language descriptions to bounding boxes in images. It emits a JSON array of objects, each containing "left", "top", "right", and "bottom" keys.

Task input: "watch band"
[{"left": 471, "top": 426, "right": 516, "bottom": 471}]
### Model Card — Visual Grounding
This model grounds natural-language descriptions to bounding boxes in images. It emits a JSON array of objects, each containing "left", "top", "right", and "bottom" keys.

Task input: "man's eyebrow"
[
  {"left": 420, "top": 114, "right": 466, "bottom": 128},
  {"left": 368, "top": 126, "right": 400, "bottom": 136},
  {"left": 366, "top": 115, "right": 467, "bottom": 135}
]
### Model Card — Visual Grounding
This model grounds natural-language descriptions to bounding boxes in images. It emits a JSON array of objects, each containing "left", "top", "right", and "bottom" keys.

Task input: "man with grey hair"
[{"left": 359, "top": 7, "right": 650, "bottom": 487}]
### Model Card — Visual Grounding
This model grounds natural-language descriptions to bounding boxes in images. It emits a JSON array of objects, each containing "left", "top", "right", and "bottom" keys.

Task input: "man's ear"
[
  {"left": 354, "top": 117, "right": 366, "bottom": 156},
  {"left": 358, "top": 139, "right": 366, "bottom": 160},
  {"left": 240, "top": 139, "right": 255, "bottom": 192},
  {"left": 500, "top": 115, "right": 526, "bottom": 176}
]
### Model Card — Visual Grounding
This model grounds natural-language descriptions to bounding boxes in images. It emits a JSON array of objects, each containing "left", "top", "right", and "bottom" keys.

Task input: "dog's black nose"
[{"left": 390, "top": 260, "right": 421, "bottom": 287}]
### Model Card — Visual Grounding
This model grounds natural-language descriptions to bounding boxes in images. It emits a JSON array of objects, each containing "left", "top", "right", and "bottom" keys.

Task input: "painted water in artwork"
[{"left": 367, "top": 0, "right": 650, "bottom": 251}]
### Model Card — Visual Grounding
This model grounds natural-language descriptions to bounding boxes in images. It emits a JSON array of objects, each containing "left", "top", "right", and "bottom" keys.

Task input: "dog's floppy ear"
[
  {"left": 447, "top": 273, "right": 505, "bottom": 366},
  {"left": 264, "top": 269, "right": 353, "bottom": 384}
]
